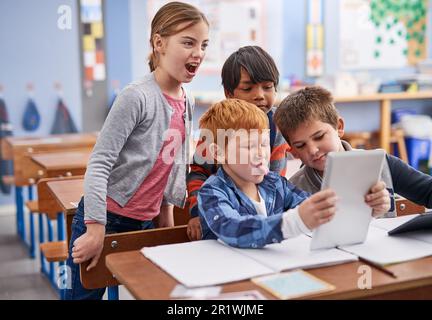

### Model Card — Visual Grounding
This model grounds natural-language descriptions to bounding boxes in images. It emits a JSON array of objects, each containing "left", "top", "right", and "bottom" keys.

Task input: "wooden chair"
[
  {"left": 36, "top": 176, "right": 83, "bottom": 288},
  {"left": 388, "top": 128, "right": 408, "bottom": 163},
  {"left": 395, "top": 198, "right": 426, "bottom": 216}
]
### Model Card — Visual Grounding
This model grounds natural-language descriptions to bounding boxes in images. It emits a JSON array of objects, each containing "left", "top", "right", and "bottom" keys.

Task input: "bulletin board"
[
  {"left": 339, "top": 0, "right": 428, "bottom": 70},
  {"left": 147, "top": 0, "right": 266, "bottom": 74}
]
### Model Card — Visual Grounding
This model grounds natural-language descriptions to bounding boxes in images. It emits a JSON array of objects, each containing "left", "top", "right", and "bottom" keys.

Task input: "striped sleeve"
[
  {"left": 186, "top": 139, "right": 218, "bottom": 218},
  {"left": 270, "top": 130, "right": 291, "bottom": 177}
]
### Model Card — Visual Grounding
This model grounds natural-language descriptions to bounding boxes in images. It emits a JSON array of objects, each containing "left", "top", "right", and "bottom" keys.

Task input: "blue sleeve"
[
  {"left": 386, "top": 154, "right": 432, "bottom": 208},
  {"left": 197, "top": 185, "right": 284, "bottom": 248},
  {"left": 281, "top": 176, "right": 310, "bottom": 210}
]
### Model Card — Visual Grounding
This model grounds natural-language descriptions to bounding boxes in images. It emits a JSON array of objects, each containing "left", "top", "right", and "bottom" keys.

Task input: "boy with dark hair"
[
  {"left": 273, "top": 86, "right": 432, "bottom": 214},
  {"left": 187, "top": 46, "right": 291, "bottom": 240}
]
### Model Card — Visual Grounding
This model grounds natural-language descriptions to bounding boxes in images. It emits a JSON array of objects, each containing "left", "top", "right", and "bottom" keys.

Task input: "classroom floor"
[{"left": 0, "top": 206, "right": 134, "bottom": 300}]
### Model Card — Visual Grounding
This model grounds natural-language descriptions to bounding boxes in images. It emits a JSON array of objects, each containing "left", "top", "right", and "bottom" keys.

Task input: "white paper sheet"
[
  {"left": 231, "top": 235, "right": 358, "bottom": 272},
  {"left": 340, "top": 226, "right": 432, "bottom": 265},
  {"left": 370, "top": 214, "right": 420, "bottom": 232},
  {"left": 142, "top": 240, "right": 274, "bottom": 288},
  {"left": 142, "top": 236, "right": 358, "bottom": 288}
]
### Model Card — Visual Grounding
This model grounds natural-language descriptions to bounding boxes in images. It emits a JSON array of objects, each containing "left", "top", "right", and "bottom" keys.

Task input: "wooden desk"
[
  {"left": 45, "top": 178, "right": 84, "bottom": 215},
  {"left": 106, "top": 250, "right": 432, "bottom": 300},
  {"left": 1, "top": 132, "right": 97, "bottom": 160},
  {"left": 30, "top": 150, "right": 91, "bottom": 179},
  {"left": 42, "top": 178, "right": 84, "bottom": 245},
  {"left": 2, "top": 133, "right": 97, "bottom": 186}
]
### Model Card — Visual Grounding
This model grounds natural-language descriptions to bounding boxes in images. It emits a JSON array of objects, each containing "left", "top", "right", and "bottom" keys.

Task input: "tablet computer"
[
  {"left": 388, "top": 212, "right": 432, "bottom": 235},
  {"left": 310, "top": 149, "right": 386, "bottom": 250}
]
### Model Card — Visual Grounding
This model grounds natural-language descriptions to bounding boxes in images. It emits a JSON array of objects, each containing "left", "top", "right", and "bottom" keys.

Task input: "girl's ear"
[
  {"left": 337, "top": 117, "right": 345, "bottom": 138},
  {"left": 224, "top": 89, "right": 233, "bottom": 99},
  {"left": 153, "top": 33, "right": 166, "bottom": 55},
  {"left": 209, "top": 143, "right": 225, "bottom": 163}
]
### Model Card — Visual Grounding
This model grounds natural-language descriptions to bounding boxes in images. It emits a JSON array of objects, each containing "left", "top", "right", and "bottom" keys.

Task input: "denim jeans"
[{"left": 64, "top": 197, "right": 154, "bottom": 300}]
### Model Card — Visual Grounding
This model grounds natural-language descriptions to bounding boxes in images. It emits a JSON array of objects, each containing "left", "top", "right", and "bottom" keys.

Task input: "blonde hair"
[
  {"left": 148, "top": 1, "right": 209, "bottom": 71},
  {"left": 199, "top": 99, "right": 269, "bottom": 146}
]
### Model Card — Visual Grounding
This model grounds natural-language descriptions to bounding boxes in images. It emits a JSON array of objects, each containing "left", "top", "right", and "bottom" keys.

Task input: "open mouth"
[
  {"left": 185, "top": 62, "right": 199, "bottom": 74},
  {"left": 251, "top": 162, "right": 269, "bottom": 175}
]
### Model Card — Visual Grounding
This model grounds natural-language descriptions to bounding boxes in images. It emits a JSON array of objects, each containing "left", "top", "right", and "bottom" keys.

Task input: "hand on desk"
[
  {"left": 71, "top": 223, "right": 105, "bottom": 271},
  {"left": 187, "top": 216, "right": 202, "bottom": 241},
  {"left": 365, "top": 181, "right": 390, "bottom": 217},
  {"left": 299, "top": 189, "right": 338, "bottom": 230}
]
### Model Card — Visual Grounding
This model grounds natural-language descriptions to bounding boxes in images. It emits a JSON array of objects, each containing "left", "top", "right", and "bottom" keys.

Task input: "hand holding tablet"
[{"left": 310, "top": 150, "right": 386, "bottom": 250}]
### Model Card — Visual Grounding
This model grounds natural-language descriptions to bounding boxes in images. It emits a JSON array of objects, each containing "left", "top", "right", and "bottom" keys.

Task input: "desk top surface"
[
  {"left": 106, "top": 250, "right": 432, "bottom": 300},
  {"left": 5, "top": 132, "right": 98, "bottom": 147},
  {"left": 31, "top": 150, "right": 91, "bottom": 170},
  {"left": 46, "top": 179, "right": 84, "bottom": 214}
]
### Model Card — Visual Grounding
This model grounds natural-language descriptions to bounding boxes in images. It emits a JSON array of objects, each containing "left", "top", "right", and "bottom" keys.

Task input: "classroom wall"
[
  {"left": 0, "top": 0, "right": 82, "bottom": 205},
  {"left": 105, "top": 0, "right": 133, "bottom": 96},
  {"left": 0, "top": 0, "right": 82, "bottom": 136},
  {"left": 121, "top": 0, "right": 285, "bottom": 93}
]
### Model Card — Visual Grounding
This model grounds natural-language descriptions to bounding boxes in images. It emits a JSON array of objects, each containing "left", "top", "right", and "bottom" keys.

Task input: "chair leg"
[
  {"left": 57, "top": 212, "right": 65, "bottom": 241},
  {"left": 39, "top": 214, "right": 47, "bottom": 274},
  {"left": 28, "top": 186, "right": 35, "bottom": 258},
  {"left": 47, "top": 216, "right": 55, "bottom": 286},
  {"left": 15, "top": 186, "right": 24, "bottom": 240},
  {"left": 29, "top": 212, "right": 35, "bottom": 259}
]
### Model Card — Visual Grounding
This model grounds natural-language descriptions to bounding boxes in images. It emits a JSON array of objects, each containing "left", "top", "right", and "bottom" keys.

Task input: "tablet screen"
[{"left": 310, "top": 149, "right": 386, "bottom": 250}]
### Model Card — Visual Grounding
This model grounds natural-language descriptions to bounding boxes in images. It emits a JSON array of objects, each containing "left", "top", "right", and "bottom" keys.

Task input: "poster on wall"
[
  {"left": 147, "top": 0, "right": 266, "bottom": 74},
  {"left": 80, "top": 0, "right": 106, "bottom": 83},
  {"left": 306, "top": 0, "right": 324, "bottom": 77},
  {"left": 340, "top": 0, "right": 428, "bottom": 70}
]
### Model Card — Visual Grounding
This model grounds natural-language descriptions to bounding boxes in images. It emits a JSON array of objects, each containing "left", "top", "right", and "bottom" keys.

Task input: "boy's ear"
[
  {"left": 224, "top": 89, "right": 233, "bottom": 99},
  {"left": 209, "top": 142, "right": 225, "bottom": 163},
  {"left": 289, "top": 148, "right": 300, "bottom": 159},
  {"left": 337, "top": 117, "right": 345, "bottom": 138}
]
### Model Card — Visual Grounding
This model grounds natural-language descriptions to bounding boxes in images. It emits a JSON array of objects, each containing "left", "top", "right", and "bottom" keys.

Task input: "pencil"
[{"left": 358, "top": 257, "right": 397, "bottom": 279}]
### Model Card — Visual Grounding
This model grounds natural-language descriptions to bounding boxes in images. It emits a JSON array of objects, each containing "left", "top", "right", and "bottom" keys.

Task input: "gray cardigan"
[{"left": 84, "top": 73, "right": 194, "bottom": 225}]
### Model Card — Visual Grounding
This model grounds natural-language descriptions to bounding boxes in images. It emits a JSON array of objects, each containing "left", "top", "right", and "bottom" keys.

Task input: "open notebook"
[
  {"left": 142, "top": 215, "right": 432, "bottom": 287},
  {"left": 340, "top": 214, "right": 432, "bottom": 266},
  {"left": 141, "top": 235, "right": 358, "bottom": 288}
]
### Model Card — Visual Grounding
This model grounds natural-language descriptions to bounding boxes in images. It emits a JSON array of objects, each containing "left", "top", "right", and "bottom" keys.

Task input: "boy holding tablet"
[
  {"left": 196, "top": 99, "right": 389, "bottom": 248},
  {"left": 273, "top": 86, "right": 432, "bottom": 216}
]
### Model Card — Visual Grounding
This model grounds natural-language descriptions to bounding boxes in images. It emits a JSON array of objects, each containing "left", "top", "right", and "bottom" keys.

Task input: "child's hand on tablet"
[
  {"left": 298, "top": 189, "right": 338, "bottom": 230},
  {"left": 365, "top": 181, "right": 390, "bottom": 217}
]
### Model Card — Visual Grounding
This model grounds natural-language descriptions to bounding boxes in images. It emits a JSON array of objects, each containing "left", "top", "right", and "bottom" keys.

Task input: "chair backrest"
[
  {"left": 395, "top": 198, "right": 426, "bottom": 216},
  {"left": 80, "top": 225, "right": 190, "bottom": 289}
]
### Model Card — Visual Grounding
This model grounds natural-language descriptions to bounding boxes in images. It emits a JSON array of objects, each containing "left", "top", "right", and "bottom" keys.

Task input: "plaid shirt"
[
  {"left": 188, "top": 108, "right": 291, "bottom": 218},
  {"left": 198, "top": 167, "right": 310, "bottom": 248}
]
